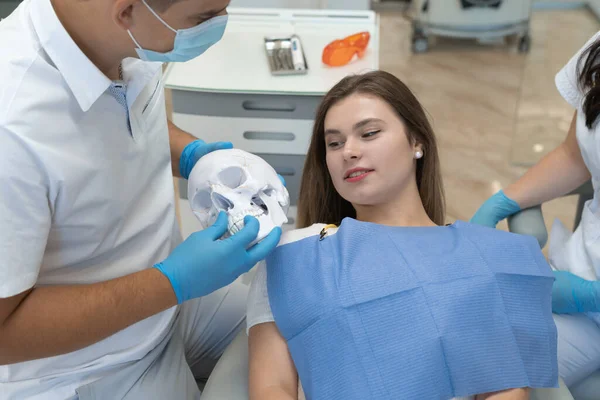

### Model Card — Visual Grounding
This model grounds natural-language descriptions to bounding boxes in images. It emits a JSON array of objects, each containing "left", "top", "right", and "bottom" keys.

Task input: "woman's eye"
[
  {"left": 362, "top": 130, "right": 380, "bottom": 138},
  {"left": 327, "top": 141, "right": 342, "bottom": 149}
]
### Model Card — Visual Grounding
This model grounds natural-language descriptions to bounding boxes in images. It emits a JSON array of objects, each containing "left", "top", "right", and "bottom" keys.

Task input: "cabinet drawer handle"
[
  {"left": 243, "top": 131, "right": 296, "bottom": 141},
  {"left": 275, "top": 167, "right": 296, "bottom": 176},
  {"left": 242, "top": 101, "right": 296, "bottom": 112}
]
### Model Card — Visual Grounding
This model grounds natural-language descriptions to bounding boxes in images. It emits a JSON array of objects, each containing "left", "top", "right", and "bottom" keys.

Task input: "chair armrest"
[
  {"left": 201, "top": 329, "right": 250, "bottom": 400},
  {"left": 507, "top": 205, "right": 548, "bottom": 248}
]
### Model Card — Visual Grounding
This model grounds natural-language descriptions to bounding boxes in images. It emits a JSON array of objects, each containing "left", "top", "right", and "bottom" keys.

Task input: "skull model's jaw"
[{"left": 228, "top": 207, "right": 266, "bottom": 236}]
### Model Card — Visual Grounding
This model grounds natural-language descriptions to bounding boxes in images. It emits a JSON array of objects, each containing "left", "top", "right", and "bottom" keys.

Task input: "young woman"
[{"left": 246, "top": 71, "right": 558, "bottom": 400}]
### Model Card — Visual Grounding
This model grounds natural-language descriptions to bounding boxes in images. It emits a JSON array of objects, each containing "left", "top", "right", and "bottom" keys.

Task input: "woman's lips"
[{"left": 344, "top": 169, "right": 374, "bottom": 182}]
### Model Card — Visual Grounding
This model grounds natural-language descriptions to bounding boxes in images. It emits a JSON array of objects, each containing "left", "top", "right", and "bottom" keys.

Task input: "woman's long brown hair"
[{"left": 296, "top": 70, "right": 445, "bottom": 228}]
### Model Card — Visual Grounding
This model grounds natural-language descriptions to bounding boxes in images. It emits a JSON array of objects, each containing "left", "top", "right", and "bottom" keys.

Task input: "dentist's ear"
[{"left": 112, "top": 0, "right": 138, "bottom": 31}]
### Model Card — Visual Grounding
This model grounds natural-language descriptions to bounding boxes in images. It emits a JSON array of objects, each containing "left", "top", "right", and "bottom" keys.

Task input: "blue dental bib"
[{"left": 266, "top": 218, "right": 558, "bottom": 399}]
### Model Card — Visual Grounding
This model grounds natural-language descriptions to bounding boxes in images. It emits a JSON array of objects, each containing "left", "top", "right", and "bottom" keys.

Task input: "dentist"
[{"left": 0, "top": 0, "right": 281, "bottom": 398}]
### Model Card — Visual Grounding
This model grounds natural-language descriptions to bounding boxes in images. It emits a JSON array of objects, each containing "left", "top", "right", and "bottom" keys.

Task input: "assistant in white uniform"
[
  {"left": 471, "top": 30, "right": 600, "bottom": 399},
  {"left": 0, "top": 0, "right": 281, "bottom": 398},
  {"left": 548, "top": 30, "right": 600, "bottom": 389}
]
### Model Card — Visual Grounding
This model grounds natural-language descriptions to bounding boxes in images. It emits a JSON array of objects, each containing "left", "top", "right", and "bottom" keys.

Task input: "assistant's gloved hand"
[
  {"left": 470, "top": 190, "right": 521, "bottom": 228},
  {"left": 552, "top": 270, "right": 600, "bottom": 314},
  {"left": 179, "top": 139, "right": 233, "bottom": 180},
  {"left": 155, "top": 212, "right": 282, "bottom": 303}
]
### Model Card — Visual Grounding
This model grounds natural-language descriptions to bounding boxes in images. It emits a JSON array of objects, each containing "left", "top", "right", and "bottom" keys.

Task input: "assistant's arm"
[
  {"left": 503, "top": 111, "right": 590, "bottom": 209},
  {"left": 470, "top": 111, "right": 590, "bottom": 227}
]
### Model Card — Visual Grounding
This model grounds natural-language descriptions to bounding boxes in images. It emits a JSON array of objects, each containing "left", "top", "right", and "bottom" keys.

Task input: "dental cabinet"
[{"left": 164, "top": 7, "right": 379, "bottom": 238}]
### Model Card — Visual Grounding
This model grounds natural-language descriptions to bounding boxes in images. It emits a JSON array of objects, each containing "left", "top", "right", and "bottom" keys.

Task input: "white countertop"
[{"left": 163, "top": 7, "right": 380, "bottom": 96}]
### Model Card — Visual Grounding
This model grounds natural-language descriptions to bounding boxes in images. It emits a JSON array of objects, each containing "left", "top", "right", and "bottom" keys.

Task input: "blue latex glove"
[
  {"left": 155, "top": 212, "right": 282, "bottom": 303},
  {"left": 552, "top": 270, "right": 600, "bottom": 314},
  {"left": 179, "top": 139, "right": 233, "bottom": 180},
  {"left": 470, "top": 190, "right": 521, "bottom": 228}
]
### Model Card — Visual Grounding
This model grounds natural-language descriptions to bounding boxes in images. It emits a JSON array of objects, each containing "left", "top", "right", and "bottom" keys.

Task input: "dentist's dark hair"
[
  {"left": 297, "top": 70, "right": 446, "bottom": 228},
  {"left": 579, "top": 38, "right": 600, "bottom": 128}
]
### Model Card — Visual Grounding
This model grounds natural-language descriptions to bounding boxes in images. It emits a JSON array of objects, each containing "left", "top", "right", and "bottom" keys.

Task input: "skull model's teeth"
[{"left": 227, "top": 209, "right": 265, "bottom": 235}]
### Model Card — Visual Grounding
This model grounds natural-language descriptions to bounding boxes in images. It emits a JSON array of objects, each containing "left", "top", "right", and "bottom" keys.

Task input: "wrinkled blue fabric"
[{"left": 267, "top": 218, "right": 558, "bottom": 400}]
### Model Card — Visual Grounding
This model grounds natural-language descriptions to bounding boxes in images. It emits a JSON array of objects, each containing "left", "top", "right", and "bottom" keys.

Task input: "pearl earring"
[{"left": 415, "top": 151, "right": 423, "bottom": 159}]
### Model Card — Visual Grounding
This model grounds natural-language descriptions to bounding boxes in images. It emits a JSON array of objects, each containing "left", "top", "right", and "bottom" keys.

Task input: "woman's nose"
[{"left": 343, "top": 140, "right": 362, "bottom": 161}]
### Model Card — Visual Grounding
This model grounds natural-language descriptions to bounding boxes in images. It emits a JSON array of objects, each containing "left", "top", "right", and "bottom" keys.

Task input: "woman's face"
[{"left": 324, "top": 93, "right": 422, "bottom": 207}]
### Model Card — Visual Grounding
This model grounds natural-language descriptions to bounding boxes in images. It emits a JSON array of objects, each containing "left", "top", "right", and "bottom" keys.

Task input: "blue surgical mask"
[{"left": 128, "top": 0, "right": 228, "bottom": 63}]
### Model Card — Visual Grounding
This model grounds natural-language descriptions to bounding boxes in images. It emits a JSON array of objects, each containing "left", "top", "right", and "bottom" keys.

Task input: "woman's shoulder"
[{"left": 277, "top": 223, "right": 334, "bottom": 247}]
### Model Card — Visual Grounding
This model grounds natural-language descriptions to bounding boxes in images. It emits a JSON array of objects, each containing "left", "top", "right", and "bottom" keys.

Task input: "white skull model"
[{"left": 188, "top": 149, "right": 290, "bottom": 243}]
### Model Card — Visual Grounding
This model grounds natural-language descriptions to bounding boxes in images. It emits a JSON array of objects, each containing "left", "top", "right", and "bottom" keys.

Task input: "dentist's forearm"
[
  {"left": 168, "top": 119, "right": 197, "bottom": 178},
  {"left": 504, "top": 112, "right": 591, "bottom": 209},
  {"left": 0, "top": 268, "right": 177, "bottom": 366}
]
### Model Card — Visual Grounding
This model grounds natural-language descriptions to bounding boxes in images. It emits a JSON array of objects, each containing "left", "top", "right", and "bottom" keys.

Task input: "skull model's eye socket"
[
  {"left": 193, "top": 189, "right": 213, "bottom": 210},
  {"left": 218, "top": 166, "right": 247, "bottom": 189}
]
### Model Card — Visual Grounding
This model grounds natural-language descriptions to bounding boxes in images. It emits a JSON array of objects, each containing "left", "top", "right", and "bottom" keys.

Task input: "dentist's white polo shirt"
[{"left": 0, "top": 0, "right": 181, "bottom": 397}]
